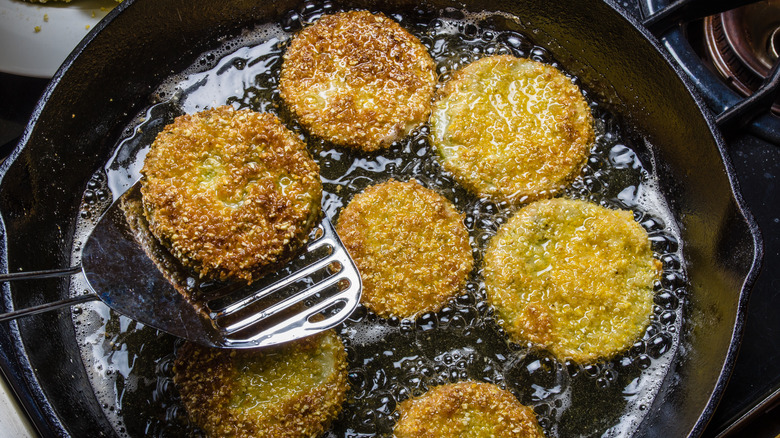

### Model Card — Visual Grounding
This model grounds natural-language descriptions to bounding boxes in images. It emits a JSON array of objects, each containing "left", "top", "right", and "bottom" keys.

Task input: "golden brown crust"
[
  {"left": 394, "top": 381, "right": 545, "bottom": 438},
  {"left": 140, "top": 106, "right": 322, "bottom": 283},
  {"left": 279, "top": 11, "right": 436, "bottom": 152},
  {"left": 173, "top": 330, "right": 349, "bottom": 438},
  {"left": 336, "top": 180, "right": 473, "bottom": 319},
  {"left": 430, "top": 55, "right": 594, "bottom": 203},
  {"left": 484, "top": 198, "right": 662, "bottom": 363}
]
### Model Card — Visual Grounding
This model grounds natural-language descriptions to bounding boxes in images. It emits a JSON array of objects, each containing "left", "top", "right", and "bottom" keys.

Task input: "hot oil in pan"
[{"left": 67, "top": 5, "right": 686, "bottom": 437}]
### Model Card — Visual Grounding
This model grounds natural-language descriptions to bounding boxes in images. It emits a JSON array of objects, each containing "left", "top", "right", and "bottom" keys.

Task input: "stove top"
[
  {"left": 0, "top": 1, "right": 779, "bottom": 436},
  {"left": 627, "top": 0, "right": 780, "bottom": 436}
]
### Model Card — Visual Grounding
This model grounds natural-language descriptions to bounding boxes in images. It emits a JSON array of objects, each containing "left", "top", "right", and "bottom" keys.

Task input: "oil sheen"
[{"left": 68, "top": 3, "right": 686, "bottom": 437}]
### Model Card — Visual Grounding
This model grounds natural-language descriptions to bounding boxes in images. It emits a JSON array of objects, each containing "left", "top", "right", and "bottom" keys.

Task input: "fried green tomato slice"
[
  {"left": 394, "top": 381, "right": 545, "bottom": 438},
  {"left": 279, "top": 10, "right": 436, "bottom": 152},
  {"left": 431, "top": 55, "right": 594, "bottom": 203},
  {"left": 173, "top": 330, "right": 349, "bottom": 438},
  {"left": 140, "top": 106, "right": 322, "bottom": 283},
  {"left": 484, "top": 198, "right": 662, "bottom": 363},
  {"left": 336, "top": 180, "right": 473, "bottom": 319}
]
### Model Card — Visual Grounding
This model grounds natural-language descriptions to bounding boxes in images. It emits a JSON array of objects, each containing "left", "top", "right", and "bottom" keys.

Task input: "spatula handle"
[
  {"left": 642, "top": 0, "right": 763, "bottom": 35},
  {"left": 0, "top": 294, "right": 97, "bottom": 322},
  {"left": 0, "top": 266, "right": 97, "bottom": 322},
  {"left": 0, "top": 266, "right": 82, "bottom": 282}
]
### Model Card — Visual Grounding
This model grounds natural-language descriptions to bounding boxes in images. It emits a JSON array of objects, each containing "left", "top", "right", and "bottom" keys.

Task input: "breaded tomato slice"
[
  {"left": 431, "top": 55, "right": 593, "bottom": 203},
  {"left": 141, "top": 106, "right": 322, "bottom": 283},
  {"left": 394, "top": 381, "right": 545, "bottom": 437},
  {"left": 173, "top": 330, "right": 348, "bottom": 437},
  {"left": 484, "top": 198, "right": 661, "bottom": 363},
  {"left": 280, "top": 11, "right": 436, "bottom": 152},
  {"left": 336, "top": 180, "right": 473, "bottom": 318}
]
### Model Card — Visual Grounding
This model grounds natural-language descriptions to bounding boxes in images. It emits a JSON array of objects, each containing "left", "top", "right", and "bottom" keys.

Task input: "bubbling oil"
[{"left": 69, "top": 3, "right": 686, "bottom": 437}]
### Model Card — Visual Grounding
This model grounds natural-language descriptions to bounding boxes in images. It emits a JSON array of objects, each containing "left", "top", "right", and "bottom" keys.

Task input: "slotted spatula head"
[{"left": 80, "top": 184, "right": 361, "bottom": 348}]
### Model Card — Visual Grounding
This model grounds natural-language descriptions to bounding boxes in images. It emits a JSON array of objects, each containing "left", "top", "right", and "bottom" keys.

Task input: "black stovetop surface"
[
  {"left": 1, "top": 2, "right": 779, "bottom": 436},
  {"left": 713, "top": 131, "right": 780, "bottom": 437},
  {"left": 622, "top": 2, "right": 780, "bottom": 436}
]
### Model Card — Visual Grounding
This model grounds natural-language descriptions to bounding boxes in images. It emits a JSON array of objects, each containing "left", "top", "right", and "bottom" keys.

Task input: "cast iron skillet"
[{"left": 0, "top": 0, "right": 762, "bottom": 436}]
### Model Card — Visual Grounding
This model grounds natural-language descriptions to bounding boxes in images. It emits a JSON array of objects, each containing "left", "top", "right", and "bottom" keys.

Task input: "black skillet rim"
[{"left": 0, "top": 0, "right": 763, "bottom": 436}]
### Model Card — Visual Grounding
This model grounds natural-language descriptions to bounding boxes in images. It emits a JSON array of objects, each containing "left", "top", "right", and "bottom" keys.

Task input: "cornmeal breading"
[
  {"left": 431, "top": 55, "right": 594, "bottom": 203},
  {"left": 336, "top": 180, "right": 473, "bottom": 318},
  {"left": 484, "top": 198, "right": 661, "bottom": 363},
  {"left": 140, "top": 106, "right": 322, "bottom": 283},
  {"left": 173, "top": 330, "right": 349, "bottom": 438},
  {"left": 280, "top": 10, "right": 436, "bottom": 152},
  {"left": 394, "top": 381, "right": 545, "bottom": 438}
]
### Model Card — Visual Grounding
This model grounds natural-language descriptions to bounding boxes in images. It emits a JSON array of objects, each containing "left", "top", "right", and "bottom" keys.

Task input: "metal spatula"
[{"left": 0, "top": 183, "right": 362, "bottom": 349}]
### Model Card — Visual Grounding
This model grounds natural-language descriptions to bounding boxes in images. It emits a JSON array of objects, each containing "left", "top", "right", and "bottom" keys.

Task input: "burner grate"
[
  {"left": 637, "top": 1, "right": 780, "bottom": 437},
  {"left": 703, "top": 1, "right": 780, "bottom": 115},
  {"left": 642, "top": 0, "right": 780, "bottom": 143}
]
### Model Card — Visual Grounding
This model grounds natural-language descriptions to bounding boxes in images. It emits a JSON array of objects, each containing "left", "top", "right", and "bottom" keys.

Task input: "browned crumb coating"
[
  {"left": 336, "top": 179, "right": 473, "bottom": 319},
  {"left": 173, "top": 330, "right": 349, "bottom": 438},
  {"left": 140, "top": 106, "right": 322, "bottom": 283},
  {"left": 431, "top": 55, "right": 594, "bottom": 203},
  {"left": 280, "top": 10, "right": 436, "bottom": 152},
  {"left": 394, "top": 381, "right": 546, "bottom": 437},
  {"left": 484, "top": 198, "right": 662, "bottom": 363}
]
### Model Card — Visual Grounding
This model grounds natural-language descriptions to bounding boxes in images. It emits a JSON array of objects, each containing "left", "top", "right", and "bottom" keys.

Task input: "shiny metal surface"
[
  {"left": 0, "top": 183, "right": 362, "bottom": 349},
  {"left": 702, "top": 1, "right": 780, "bottom": 115},
  {"left": 720, "top": 0, "right": 780, "bottom": 76}
]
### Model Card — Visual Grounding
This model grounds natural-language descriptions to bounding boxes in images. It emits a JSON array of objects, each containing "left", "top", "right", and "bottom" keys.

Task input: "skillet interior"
[{"left": 0, "top": 0, "right": 760, "bottom": 436}]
